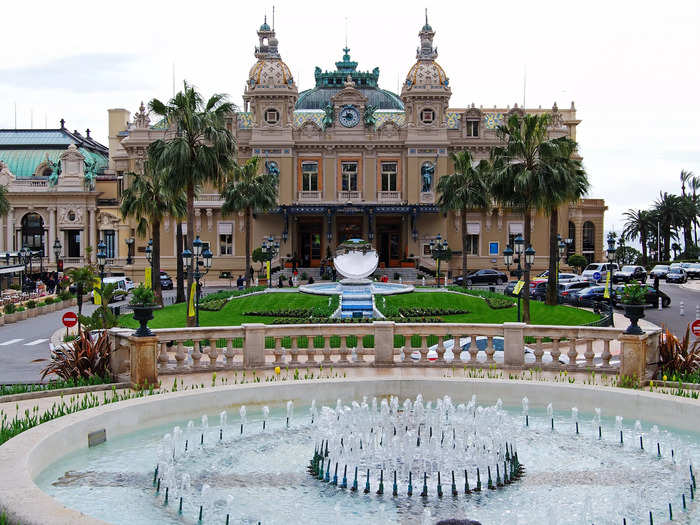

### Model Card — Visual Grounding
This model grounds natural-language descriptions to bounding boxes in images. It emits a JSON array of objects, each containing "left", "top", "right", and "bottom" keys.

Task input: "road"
[{"left": 641, "top": 282, "right": 700, "bottom": 336}]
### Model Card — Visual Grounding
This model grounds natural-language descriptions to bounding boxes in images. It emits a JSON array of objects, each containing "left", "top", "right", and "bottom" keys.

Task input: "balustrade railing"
[{"left": 110, "top": 321, "right": 659, "bottom": 378}]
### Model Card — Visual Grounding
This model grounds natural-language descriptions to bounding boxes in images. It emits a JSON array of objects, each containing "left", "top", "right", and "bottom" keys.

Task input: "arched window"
[
  {"left": 583, "top": 221, "right": 595, "bottom": 252},
  {"left": 21, "top": 213, "right": 45, "bottom": 256},
  {"left": 568, "top": 221, "right": 576, "bottom": 255}
]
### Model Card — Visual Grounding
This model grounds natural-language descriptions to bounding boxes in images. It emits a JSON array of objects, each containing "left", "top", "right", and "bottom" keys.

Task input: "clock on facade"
[{"left": 338, "top": 105, "right": 360, "bottom": 128}]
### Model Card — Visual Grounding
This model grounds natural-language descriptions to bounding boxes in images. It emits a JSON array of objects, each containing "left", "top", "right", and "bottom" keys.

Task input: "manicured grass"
[
  {"left": 376, "top": 291, "right": 599, "bottom": 326},
  {"left": 119, "top": 292, "right": 339, "bottom": 329}
]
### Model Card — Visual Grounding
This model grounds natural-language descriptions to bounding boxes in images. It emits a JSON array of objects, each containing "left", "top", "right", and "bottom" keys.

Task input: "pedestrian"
[
  {"left": 237, "top": 274, "right": 244, "bottom": 290},
  {"left": 249, "top": 266, "right": 254, "bottom": 283},
  {"left": 308, "top": 276, "right": 315, "bottom": 284},
  {"left": 278, "top": 274, "right": 284, "bottom": 288},
  {"left": 653, "top": 274, "right": 659, "bottom": 291},
  {"left": 331, "top": 266, "right": 337, "bottom": 282},
  {"left": 288, "top": 276, "right": 293, "bottom": 287}
]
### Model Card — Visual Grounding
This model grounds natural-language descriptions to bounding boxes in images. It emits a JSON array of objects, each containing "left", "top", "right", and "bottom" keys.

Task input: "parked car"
[
  {"left": 124, "top": 277, "right": 135, "bottom": 291},
  {"left": 611, "top": 285, "right": 671, "bottom": 308},
  {"left": 90, "top": 276, "right": 129, "bottom": 303},
  {"left": 530, "top": 281, "right": 548, "bottom": 301},
  {"left": 665, "top": 267, "right": 688, "bottom": 284},
  {"left": 685, "top": 262, "right": 700, "bottom": 279},
  {"left": 558, "top": 281, "right": 596, "bottom": 304},
  {"left": 535, "top": 271, "right": 580, "bottom": 283},
  {"left": 648, "top": 265, "right": 670, "bottom": 280},
  {"left": 160, "top": 271, "right": 174, "bottom": 290},
  {"left": 454, "top": 269, "right": 508, "bottom": 286},
  {"left": 581, "top": 263, "right": 619, "bottom": 282},
  {"left": 569, "top": 285, "right": 608, "bottom": 307},
  {"left": 613, "top": 265, "right": 647, "bottom": 284}
]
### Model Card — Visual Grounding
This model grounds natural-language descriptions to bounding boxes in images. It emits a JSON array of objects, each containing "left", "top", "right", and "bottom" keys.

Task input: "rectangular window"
[
  {"left": 103, "top": 230, "right": 115, "bottom": 259},
  {"left": 341, "top": 161, "right": 358, "bottom": 191},
  {"left": 219, "top": 234, "right": 233, "bottom": 255},
  {"left": 301, "top": 161, "right": 318, "bottom": 191},
  {"left": 465, "top": 234, "right": 479, "bottom": 255},
  {"left": 380, "top": 162, "right": 398, "bottom": 191},
  {"left": 466, "top": 120, "right": 479, "bottom": 137}
]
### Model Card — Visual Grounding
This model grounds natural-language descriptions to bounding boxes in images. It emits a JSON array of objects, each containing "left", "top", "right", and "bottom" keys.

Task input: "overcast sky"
[{"left": 1, "top": 0, "right": 698, "bottom": 235}]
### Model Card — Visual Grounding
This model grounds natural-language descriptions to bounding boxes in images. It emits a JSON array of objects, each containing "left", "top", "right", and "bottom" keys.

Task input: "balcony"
[
  {"left": 297, "top": 191, "right": 321, "bottom": 202},
  {"left": 338, "top": 191, "right": 361, "bottom": 202},
  {"left": 194, "top": 193, "right": 224, "bottom": 206},
  {"left": 378, "top": 191, "right": 401, "bottom": 203}
]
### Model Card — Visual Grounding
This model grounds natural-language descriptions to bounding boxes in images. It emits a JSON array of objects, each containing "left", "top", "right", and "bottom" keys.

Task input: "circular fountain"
[{"left": 299, "top": 239, "right": 414, "bottom": 318}]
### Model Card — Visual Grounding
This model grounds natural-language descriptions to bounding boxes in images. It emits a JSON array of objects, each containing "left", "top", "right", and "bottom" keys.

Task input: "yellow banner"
[
  {"left": 93, "top": 278, "right": 102, "bottom": 306},
  {"left": 266, "top": 261, "right": 271, "bottom": 282},
  {"left": 604, "top": 271, "right": 611, "bottom": 299},
  {"left": 144, "top": 267, "right": 152, "bottom": 289},
  {"left": 188, "top": 281, "right": 197, "bottom": 317},
  {"left": 513, "top": 280, "right": 525, "bottom": 295}
]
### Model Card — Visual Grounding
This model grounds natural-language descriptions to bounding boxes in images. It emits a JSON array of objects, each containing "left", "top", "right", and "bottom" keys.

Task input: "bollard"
[
  {"left": 658, "top": 297, "right": 662, "bottom": 311},
  {"left": 696, "top": 304, "right": 700, "bottom": 320},
  {"left": 680, "top": 301, "right": 685, "bottom": 316}
]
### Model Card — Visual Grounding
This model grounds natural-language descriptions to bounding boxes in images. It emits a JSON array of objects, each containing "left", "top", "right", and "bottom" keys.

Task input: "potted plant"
[
  {"left": 620, "top": 281, "right": 646, "bottom": 334},
  {"left": 26, "top": 300, "right": 37, "bottom": 318},
  {"left": 129, "top": 284, "right": 158, "bottom": 337},
  {"left": 15, "top": 305, "right": 27, "bottom": 321},
  {"left": 4, "top": 303, "right": 16, "bottom": 324},
  {"left": 284, "top": 254, "right": 293, "bottom": 268}
]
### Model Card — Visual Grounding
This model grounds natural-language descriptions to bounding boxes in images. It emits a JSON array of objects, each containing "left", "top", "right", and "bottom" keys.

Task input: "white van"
[
  {"left": 581, "top": 262, "right": 619, "bottom": 282},
  {"left": 90, "top": 276, "right": 129, "bottom": 303}
]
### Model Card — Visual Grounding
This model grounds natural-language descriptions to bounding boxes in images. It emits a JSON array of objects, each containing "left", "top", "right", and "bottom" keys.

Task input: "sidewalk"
[{"left": 682, "top": 280, "right": 700, "bottom": 292}]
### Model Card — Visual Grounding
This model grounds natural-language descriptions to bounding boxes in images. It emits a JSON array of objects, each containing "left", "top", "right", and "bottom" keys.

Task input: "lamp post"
[
  {"left": 19, "top": 246, "right": 30, "bottom": 292},
  {"left": 429, "top": 233, "right": 450, "bottom": 287},
  {"left": 125, "top": 237, "right": 135, "bottom": 265},
  {"left": 606, "top": 236, "right": 616, "bottom": 315},
  {"left": 502, "top": 234, "right": 535, "bottom": 322},
  {"left": 182, "top": 236, "right": 212, "bottom": 327},
  {"left": 260, "top": 235, "right": 279, "bottom": 287},
  {"left": 96, "top": 240, "right": 107, "bottom": 318},
  {"left": 145, "top": 239, "right": 154, "bottom": 287},
  {"left": 53, "top": 239, "right": 62, "bottom": 274}
]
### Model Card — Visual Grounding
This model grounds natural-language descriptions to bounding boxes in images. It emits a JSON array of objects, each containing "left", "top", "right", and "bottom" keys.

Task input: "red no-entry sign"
[
  {"left": 62, "top": 311, "right": 78, "bottom": 328},
  {"left": 691, "top": 319, "right": 700, "bottom": 338}
]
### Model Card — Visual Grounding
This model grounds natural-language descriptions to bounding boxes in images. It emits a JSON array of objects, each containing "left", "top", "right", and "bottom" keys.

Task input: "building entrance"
[
  {"left": 377, "top": 220, "right": 401, "bottom": 267},
  {"left": 336, "top": 216, "right": 363, "bottom": 244},
  {"left": 298, "top": 219, "right": 322, "bottom": 267}
]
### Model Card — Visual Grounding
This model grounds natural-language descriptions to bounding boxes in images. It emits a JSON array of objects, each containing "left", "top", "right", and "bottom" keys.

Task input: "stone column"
[
  {"left": 373, "top": 321, "right": 396, "bottom": 366},
  {"left": 48, "top": 207, "right": 56, "bottom": 263},
  {"left": 243, "top": 323, "right": 266, "bottom": 368},
  {"left": 128, "top": 335, "right": 159, "bottom": 388},
  {"left": 502, "top": 322, "right": 526, "bottom": 367},
  {"left": 5, "top": 208, "right": 13, "bottom": 252},
  {"left": 89, "top": 208, "right": 96, "bottom": 260}
]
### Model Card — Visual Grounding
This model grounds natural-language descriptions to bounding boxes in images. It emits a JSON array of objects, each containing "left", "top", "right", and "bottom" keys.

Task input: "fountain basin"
[{"left": 2, "top": 378, "right": 699, "bottom": 524}]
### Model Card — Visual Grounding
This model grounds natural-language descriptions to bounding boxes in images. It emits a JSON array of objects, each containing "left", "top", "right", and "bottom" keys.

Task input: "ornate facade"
[{"left": 104, "top": 16, "right": 606, "bottom": 278}]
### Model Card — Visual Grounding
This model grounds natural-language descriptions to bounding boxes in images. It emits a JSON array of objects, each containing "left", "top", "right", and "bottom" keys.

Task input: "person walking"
[{"left": 237, "top": 274, "right": 244, "bottom": 290}]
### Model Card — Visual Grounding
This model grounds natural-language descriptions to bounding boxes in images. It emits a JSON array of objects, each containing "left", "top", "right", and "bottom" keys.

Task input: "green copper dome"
[{"left": 295, "top": 48, "right": 404, "bottom": 111}]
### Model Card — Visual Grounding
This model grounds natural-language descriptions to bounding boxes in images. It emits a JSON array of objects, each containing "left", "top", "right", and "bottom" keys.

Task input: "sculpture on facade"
[
  {"left": 265, "top": 159, "right": 280, "bottom": 178},
  {"left": 48, "top": 159, "right": 62, "bottom": 188},
  {"left": 421, "top": 160, "right": 435, "bottom": 193},
  {"left": 321, "top": 103, "right": 334, "bottom": 131},
  {"left": 363, "top": 104, "right": 377, "bottom": 129},
  {"left": 83, "top": 158, "right": 98, "bottom": 190}
]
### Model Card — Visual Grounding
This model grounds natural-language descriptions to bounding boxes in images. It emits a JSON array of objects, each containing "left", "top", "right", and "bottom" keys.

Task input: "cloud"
[{"left": 0, "top": 53, "right": 154, "bottom": 93}]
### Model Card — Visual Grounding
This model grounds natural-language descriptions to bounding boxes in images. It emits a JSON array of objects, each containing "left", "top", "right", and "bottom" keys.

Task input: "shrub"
[
  {"left": 58, "top": 289, "right": 72, "bottom": 301},
  {"left": 15, "top": 306, "right": 25, "bottom": 312},
  {"left": 4, "top": 303, "right": 16, "bottom": 314},
  {"left": 485, "top": 297, "right": 514, "bottom": 309},
  {"left": 41, "top": 330, "right": 112, "bottom": 381},
  {"left": 130, "top": 283, "right": 156, "bottom": 306},
  {"left": 199, "top": 298, "right": 228, "bottom": 311},
  {"left": 658, "top": 325, "right": 700, "bottom": 376},
  {"left": 620, "top": 281, "right": 646, "bottom": 305},
  {"left": 26, "top": 300, "right": 36, "bottom": 309},
  {"left": 567, "top": 254, "right": 588, "bottom": 274}
]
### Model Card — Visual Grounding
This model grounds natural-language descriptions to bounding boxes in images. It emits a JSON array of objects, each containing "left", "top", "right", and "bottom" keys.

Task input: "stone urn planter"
[
  {"left": 623, "top": 304, "right": 645, "bottom": 335},
  {"left": 15, "top": 309, "right": 27, "bottom": 321},
  {"left": 26, "top": 307, "right": 37, "bottom": 318},
  {"left": 4, "top": 311, "right": 16, "bottom": 324},
  {"left": 131, "top": 305, "right": 158, "bottom": 337}
]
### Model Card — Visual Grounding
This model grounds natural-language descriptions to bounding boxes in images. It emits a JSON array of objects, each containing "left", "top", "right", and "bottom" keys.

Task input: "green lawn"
[{"left": 376, "top": 291, "right": 599, "bottom": 326}]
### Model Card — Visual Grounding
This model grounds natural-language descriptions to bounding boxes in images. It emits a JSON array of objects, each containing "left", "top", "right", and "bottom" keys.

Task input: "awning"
[
  {"left": 508, "top": 222, "right": 523, "bottom": 234},
  {"left": 467, "top": 222, "right": 481, "bottom": 235}
]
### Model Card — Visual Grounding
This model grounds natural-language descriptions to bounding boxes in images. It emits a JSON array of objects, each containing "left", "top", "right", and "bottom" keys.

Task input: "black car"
[
  {"left": 613, "top": 265, "right": 647, "bottom": 284},
  {"left": 530, "top": 281, "right": 549, "bottom": 301},
  {"left": 504, "top": 281, "right": 521, "bottom": 297},
  {"left": 570, "top": 285, "right": 607, "bottom": 307},
  {"left": 454, "top": 269, "right": 508, "bottom": 286},
  {"left": 665, "top": 267, "right": 687, "bottom": 284},
  {"left": 160, "top": 271, "right": 174, "bottom": 290},
  {"left": 611, "top": 285, "right": 671, "bottom": 308}
]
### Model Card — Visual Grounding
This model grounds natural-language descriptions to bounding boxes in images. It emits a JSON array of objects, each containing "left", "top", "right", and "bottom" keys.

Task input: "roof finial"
[
  {"left": 344, "top": 16, "right": 348, "bottom": 49},
  {"left": 272, "top": 5, "right": 275, "bottom": 30},
  {"left": 425, "top": 8, "right": 428, "bottom": 26},
  {"left": 60, "top": 118, "right": 65, "bottom": 129}
]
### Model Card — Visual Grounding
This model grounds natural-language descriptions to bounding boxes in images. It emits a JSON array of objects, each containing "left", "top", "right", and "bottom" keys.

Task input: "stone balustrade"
[{"left": 110, "top": 322, "right": 660, "bottom": 384}]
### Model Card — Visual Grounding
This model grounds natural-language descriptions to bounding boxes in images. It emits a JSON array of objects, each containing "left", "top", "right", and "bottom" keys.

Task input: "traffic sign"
[
  {"left": 593, "top": 272, "right": 601, "bottom": 281},
  {"left": 513, "top": 280, "right": 525, "bottom": 294},
  {"left": 62, "top": 311, "right": 78, "bottom": 328},
  {"left": 691, "top": 319, "right": 700, "bottom": 338}
]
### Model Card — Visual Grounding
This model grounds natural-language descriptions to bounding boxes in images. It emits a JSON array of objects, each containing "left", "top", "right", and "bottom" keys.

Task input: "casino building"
[{"left": 104, "top": 16, "right": 606, "bottom": 279}]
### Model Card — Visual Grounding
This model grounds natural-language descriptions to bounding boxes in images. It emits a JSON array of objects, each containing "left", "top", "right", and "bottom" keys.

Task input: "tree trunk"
[
  {"left": 245, "top": 207, "right": 252, "bottom": 288},
  {"left": 522, "top": 210, "right": 532, "bottom": 323},
  {"left": 175, "top": 223, "right": 185, "bottom": 303},
  {"left": 683, "top": 222, "right": 693, "bottom": 253},
  {"left": 640, "top": 227, "right": 648, "bottom": 267},
  {"left": 186, "top": 182, "right": 195, "bottom": 327},
  {"left": 461, "top": 207, "right": 468, "bottom": 288},
  {"left": 545, "top": 208, "right": 558, "bottom": 305},
  {"left": 151, "top": 218, "right": 163, "bottom": 305},
  {"left": 664, "top": 231, "right": 671, "bottom": 261}
]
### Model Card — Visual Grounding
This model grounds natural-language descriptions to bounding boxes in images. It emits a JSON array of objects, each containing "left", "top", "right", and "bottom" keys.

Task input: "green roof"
[{"left": 0, "top": 148, "right": 108, "bottom": 178}]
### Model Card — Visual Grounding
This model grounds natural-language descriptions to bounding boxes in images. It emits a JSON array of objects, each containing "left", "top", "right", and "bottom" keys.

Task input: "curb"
[{"left": 0, "top": 381, "right": 131, "bottom": 403}]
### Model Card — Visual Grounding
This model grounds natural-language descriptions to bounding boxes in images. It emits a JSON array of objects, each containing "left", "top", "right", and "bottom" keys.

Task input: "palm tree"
[
  {"left": 221, "top": 157, "right": 278, "bottom": 287},
  {"left": 540, "top": 139, "right": 589, "bottom": 305},
  {"left": 437, "top": 150, "right": 491, "bottom": 287},
  {"left": 690, "top": 175, "right": 700, "bottom": 246},
  {"left": 622, "top": 209, "right": 652, "bottom": 265},
  {"left": 67, "top": 265, "right": 97, "bottom": 332},
  {"left": 490, "top": 113, "right": 571, "bottom": 322},
  {"left": 652, "top": 192, "right": 683, "bottom": 260},
  {"left": 149, "top": 80, "right": 236, "bottom": 324},
  {"left": 679, "top": 170, "right": 696, "bottom": 251},
  {"left": 120, "top": 159, "right": 186, "bottom": 305}
]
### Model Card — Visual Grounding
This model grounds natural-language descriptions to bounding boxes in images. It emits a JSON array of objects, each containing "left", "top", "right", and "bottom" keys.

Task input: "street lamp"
[
  {"left": 606, "top": 236, "right": 617, "bottom": 316},
  {"left": 125, "top": 237, "right": 135, "bottom": 265},
  {"left": 429, "top": 233, "right": 450, "bottom": 287},
  {"left": 96, "top": 239, "right": 107, "bottom": 314},
  {"left": 19, "top": 246, "right": 30, "bottom": 292},
  {"left": 260, "top": 235, "right": 279, "bottom": 287},
  {"left": 502, "top": 235, "right": 535, "bottom": 322},
  {"left": 182, "top": 236, "right": 212, "bottom": 327},
  {"left": 53, "top": 238, "right": 62, "bottom": 273}
]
